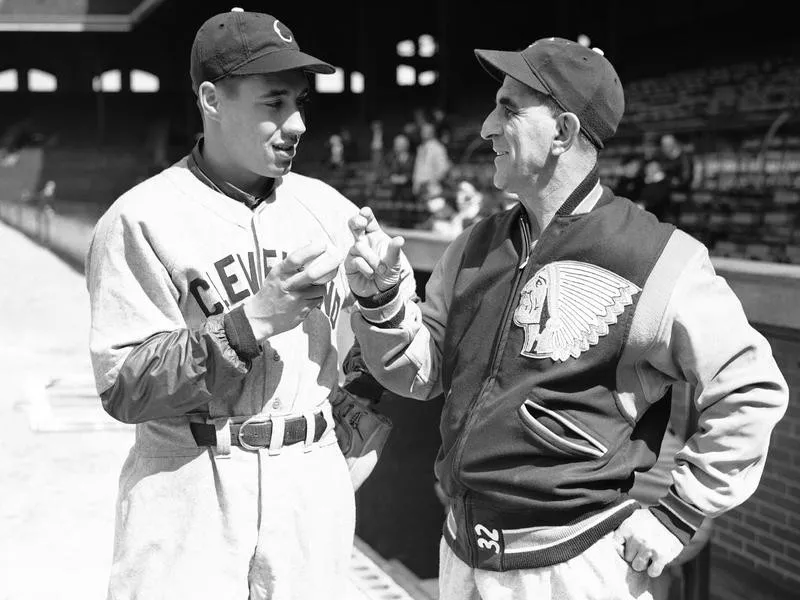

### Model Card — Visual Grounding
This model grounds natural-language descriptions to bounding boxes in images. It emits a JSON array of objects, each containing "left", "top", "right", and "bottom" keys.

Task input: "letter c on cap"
[{"left": 274, "top": 20, "right": 293, "bottom": 43}]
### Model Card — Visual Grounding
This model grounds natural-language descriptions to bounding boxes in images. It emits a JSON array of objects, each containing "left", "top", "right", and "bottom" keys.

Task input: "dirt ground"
[{"left": 0, "top": 223, "right": 135, "bottom": 600}]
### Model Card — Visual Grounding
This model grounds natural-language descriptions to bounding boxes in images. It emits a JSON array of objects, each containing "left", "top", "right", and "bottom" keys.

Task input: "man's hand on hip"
[
  {"left": 613, "top": 508, "right": 684, "bottom": 577},
  {"left": 243, "top": 241, "right": 344, "bottom": 341},
  {"left": 346, "top": 207, "right": 405, "bottom": 297}
]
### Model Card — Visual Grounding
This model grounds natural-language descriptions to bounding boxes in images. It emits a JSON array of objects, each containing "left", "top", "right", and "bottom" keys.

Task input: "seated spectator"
[
  {"left": 383, "top": 134, "right": 415, "bottom": 204},
  {"left": 340, "top": 127, "right": 358, "bottom": 163},
  {"left": 326, "top": 134, "right": 345, "bottom": 170},
  {"left": 453, "top": 180, "right": 485, "bottom": 230},
  {"left": 412, "top": 122, "right": 450, "bottom": 196},
  {"left": 638, "top": 160, "right": 672, "bottom": 220},
  {"left": 659, "top": 133, "right": 694, "bottom": 191},
  {"left": 432, "top": 107, "right": 453, "bottom": 147},
  {"left": 417, "top": 181, "right": 460, "bottom": 238},
  {"left": 615, "top": 155, "right": 645, "bottom": 201},
  {"left": 369, "top": 120, "right": 384, "bottom": 168}
]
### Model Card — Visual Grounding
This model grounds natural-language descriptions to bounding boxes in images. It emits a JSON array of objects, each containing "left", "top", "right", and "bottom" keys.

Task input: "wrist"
[
  {"left": 355, "top": 284, "right": 405, "bottom": 327},
  {"left": 242, "top": 302, "right": 274, "bottom": 342}
]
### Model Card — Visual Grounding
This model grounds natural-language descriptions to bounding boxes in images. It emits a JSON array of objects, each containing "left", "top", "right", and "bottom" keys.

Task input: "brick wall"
[{"left": 712, "top": 327, "right": 800, "bottom": 593}]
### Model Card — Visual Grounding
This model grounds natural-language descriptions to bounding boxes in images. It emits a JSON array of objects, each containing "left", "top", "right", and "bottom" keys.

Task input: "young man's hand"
[
  {"left": 613, "top": 508, "right": 684, "bottom": 577},
  {"left": 243, "top": 241, "right": 343, "bottom": 341},
  {"left": 345, "top": 207, "right": 405, "bottom": 297}
]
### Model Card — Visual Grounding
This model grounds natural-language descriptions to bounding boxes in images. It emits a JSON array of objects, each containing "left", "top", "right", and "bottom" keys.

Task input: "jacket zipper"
[{"left": 450, "top": 212, "right": 537, "bottom": 561}]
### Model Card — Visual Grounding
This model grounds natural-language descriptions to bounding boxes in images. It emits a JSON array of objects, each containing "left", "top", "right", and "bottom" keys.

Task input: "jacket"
[{"left": 351, "top": 171, "right": 788, "bottom": 570}]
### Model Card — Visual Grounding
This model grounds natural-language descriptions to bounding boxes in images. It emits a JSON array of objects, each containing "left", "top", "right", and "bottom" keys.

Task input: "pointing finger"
[
  {"left": 380, "top": 236, "right": 404, "bottom": 274},
  {"left": 283, "top": 242, "right": 327, "bottom": 272},
  {"left": 303, "top": 248, "right": 345, "bottom": 283}
]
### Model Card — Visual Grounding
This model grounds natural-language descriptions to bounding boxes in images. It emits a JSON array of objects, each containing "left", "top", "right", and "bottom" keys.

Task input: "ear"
[
  {"left": 197, "top": 81, "right": 223, "bottom": 123},
  {"left": 552, "top": 112, "right": 581, "bottom": 156}
]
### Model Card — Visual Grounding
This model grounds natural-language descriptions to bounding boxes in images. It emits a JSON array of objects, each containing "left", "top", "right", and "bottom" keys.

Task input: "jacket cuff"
[
  {"left": 223, "top": 305, "right": 262, "bottom": 362},
  {"left": 355, "top": 285, "right": 405, "bottom": 328},
  {"left": 648, "top": 485, "right": 705, "bottom": 546}
]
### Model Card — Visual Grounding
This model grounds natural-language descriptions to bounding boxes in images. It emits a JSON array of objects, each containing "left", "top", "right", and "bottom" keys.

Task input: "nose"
[
  {"left": 480, "top": 106, "right": 500, "bottom": 141},
  {"left": 284, "top": 108, "right": 306, "bottom": 139}
]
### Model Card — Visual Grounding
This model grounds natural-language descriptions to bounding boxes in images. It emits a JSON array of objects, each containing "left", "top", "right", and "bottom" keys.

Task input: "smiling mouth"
[{"left": 273, "top": 144, "right": 296, "bottom": 157}]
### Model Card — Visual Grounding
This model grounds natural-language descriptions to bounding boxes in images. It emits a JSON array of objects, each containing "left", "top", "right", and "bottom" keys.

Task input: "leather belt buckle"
[{"left": 237, "top": 415, "right": 271, "bottom": 451}]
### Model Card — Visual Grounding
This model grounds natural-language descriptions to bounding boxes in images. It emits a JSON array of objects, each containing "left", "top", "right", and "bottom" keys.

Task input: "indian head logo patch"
[{"left": 513, "top": 261, "right": 640, "bottom": 362}]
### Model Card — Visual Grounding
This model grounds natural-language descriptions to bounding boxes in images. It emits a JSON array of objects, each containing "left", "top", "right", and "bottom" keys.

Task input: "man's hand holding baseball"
[
  {"left": 346, "top": 207, "right": 405, "bottom": 297},
  {"left": 613, "top": 508, "right": 684, "bottom": 577},
  {"left": 244, "top": 241, "right": 343, "bottom": 341}
]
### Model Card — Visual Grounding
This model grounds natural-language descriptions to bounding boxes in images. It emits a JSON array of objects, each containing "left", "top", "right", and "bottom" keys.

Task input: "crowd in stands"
[
  {"left": 320, "top": 105, "right": 511, "bottom": 238},
  {"left": 314, "top": 52, "right": 800, "bottom": 264},
  {"left": 2, "top": 51, "right": 798, "bottom": 263}
]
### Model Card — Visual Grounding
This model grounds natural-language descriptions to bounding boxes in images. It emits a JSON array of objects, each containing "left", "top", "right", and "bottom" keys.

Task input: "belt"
[{"left": 190, "top": 411, "right": 327, "bottom": 450}]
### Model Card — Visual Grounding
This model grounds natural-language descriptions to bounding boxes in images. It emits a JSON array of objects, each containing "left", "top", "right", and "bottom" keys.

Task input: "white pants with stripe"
[
  {"left": 438, "top": 532, "right": 671, "bottom": 600},
  {"left": 106, "top": 429, "right": 355, "bottom": 600}
]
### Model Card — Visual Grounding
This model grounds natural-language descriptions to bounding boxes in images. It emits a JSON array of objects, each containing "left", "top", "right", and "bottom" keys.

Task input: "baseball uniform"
[{"left": 87, "top": 152, "right": 360, "bottom": 600}]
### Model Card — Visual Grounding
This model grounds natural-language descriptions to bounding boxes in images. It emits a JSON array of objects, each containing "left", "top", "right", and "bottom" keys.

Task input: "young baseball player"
[
  {"left": 86, "top": 9, "right": 393, "bottom": 600},
  {"left": 344, "top": 38, "right": 788, "bottom": 599}
]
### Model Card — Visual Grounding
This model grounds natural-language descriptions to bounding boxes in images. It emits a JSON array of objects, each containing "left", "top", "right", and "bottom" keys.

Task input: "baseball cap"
[
  {"left": 190, "top": 8, "right": 335, "bottom": 93},
  {"left": 474, "top": 37, "right": 624, "bottom": 148}
]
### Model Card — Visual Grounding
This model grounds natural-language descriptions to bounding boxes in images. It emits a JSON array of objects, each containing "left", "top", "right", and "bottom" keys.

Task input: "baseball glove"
[{"left": 330, "top": 385, "right": 393, "bottom": 491}]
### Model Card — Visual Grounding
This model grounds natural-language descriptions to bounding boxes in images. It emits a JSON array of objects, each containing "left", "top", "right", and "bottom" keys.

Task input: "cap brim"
[
  {"left": 231, "top": 48, "right": 336, "bottom": 76},
  {"left": 474, "top": 49, "right": 548, "bottom": 96}
]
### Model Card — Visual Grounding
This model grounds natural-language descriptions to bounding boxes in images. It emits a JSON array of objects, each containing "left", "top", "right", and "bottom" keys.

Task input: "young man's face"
[
  {"left": 217, "top": 70, "right": 309, "bottom": 178},
  {"left": 480, "top": 76, "right": 558, "bottom": 196}
]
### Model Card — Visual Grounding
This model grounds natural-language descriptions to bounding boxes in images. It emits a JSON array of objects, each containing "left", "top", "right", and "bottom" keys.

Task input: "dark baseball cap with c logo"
[{"left": 190, "top": 8, "right": 335, "bottom": 93}]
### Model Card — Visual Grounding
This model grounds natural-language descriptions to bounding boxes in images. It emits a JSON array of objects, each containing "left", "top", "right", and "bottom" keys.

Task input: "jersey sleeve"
[{"left": 86, "top": 206, "right": 252, "bottom": 423}]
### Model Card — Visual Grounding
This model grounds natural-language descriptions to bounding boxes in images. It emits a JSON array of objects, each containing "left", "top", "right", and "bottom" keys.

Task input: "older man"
[{"left": 344, "top": 38, "right": 787, "bottom": 599}]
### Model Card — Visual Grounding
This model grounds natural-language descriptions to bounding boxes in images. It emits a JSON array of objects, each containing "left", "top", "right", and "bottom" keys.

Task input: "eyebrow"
[
  {"left": 497, "top": 95, "right": 518, "bottom": 109},
  {"left": 257, "top": 88, "right": 310, "bottom": 99}
]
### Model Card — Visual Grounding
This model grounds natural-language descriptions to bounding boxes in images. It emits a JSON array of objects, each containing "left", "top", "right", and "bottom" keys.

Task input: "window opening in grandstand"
[
  {"left": 396, "top": 39, "right": 415, "bottom": 57},
  {"left": 131, "top": 70, "right": 159, "bottom": 93},
  {"left": 418, "top": 34, "right": 437, "bottom": 57},
  {"left": 396, "top": 65, "right": 416, "bottom": 86},
  {"left": 92, "top": 69, "right": 122, "bottom": 93},
  {"left": 351, "top": 71, "right": 364, "bottom": 94},
  {"left": 418, "top": 70, "right": 438, "bottom": 86},
  {"left": 316, "top": 68, "right": 345, "bottom": 93},
  {"left": 28, "top": 69, "right": 57, "bottom": 92},
  {"left": 0, "top": 69, "right": 17, "bottom": 92}
]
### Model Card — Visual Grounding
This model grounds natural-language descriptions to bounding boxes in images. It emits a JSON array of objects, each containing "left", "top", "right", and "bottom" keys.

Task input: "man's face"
[
  {"left": 480, "top": 76, "right": 557, "bottom": 195},
  {"left": 217, "top": 70, "right": 309, "bottom": 178}
]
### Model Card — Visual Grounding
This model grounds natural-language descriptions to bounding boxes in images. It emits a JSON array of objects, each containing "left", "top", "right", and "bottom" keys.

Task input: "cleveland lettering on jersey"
[{"left": 189, "top": 249, "right": 342, "bottom": 327}]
